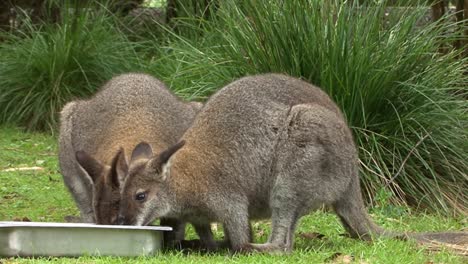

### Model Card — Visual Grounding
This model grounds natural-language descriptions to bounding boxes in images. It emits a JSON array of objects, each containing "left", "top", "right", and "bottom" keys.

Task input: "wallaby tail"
[
  {"left": 333, "top": 177, "right": 395, "bottom": 240},
  {"left": 333, "top": 177, "right": 468, "bottom": 246},
  {"left": 58, "top": 101, "right": 95, "bottom": 223},
  {"left": 407, "top": 231, "right": 468, "bottom": 244}
]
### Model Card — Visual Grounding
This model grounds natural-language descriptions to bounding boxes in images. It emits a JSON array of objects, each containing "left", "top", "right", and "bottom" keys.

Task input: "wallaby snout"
[{"left": 116, "top": 215, "right": 126, "bottom": 225}]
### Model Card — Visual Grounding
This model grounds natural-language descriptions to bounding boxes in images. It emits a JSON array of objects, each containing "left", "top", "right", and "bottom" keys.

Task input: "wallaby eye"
[{"left": 135, "top": 192, "right": 147, "bottom": 202}]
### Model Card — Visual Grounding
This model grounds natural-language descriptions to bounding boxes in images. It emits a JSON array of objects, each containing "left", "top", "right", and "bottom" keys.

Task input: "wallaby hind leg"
[
  {"left": 219, "top": 205, "right": 251, "bottom": 252},
  {"left": 333, "top": 177, "right": 385, "bottom": 240},
  {"left": 265, "top": 207, "right": 300, "bottom": 253},
  {"left": 246, "top": 103, "right": 339, "bottom": 253},
  {"left": 248, "top": 181, "right": 304, "bottom": 253},
  {"left": 218, "top": 222, "right": 254, "bottom": 252}
]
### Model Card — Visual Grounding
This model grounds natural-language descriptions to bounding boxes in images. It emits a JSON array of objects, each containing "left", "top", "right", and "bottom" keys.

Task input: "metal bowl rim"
[{"left": 0, "top": 221, "right": 172, "bottom": 231}]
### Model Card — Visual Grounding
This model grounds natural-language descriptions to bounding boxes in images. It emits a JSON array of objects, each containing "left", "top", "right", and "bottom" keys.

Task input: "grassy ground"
[{"left": 0, "top": 126, "right": 466, "bottom": 263}]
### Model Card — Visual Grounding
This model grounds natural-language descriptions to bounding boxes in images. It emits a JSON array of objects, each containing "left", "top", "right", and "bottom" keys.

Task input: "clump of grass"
[
  {"left": 147, "top": 0, "right": 467, "bottom": 214},
  {"left": 0, "top": 2, "right": 142, "bottom": 133}
]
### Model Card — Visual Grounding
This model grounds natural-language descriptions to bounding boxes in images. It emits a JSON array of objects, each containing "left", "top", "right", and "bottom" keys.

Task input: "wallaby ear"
[
  {"left": 75, "top": 150, "right": 104, "bottom": 184},
  {"left": 148, "top": 140, "right": 186, "bottom": 181},
  {"left": 130, "top": 142, "right": 153, "bottom": 162},
  {"left": 159, "top": 140, "right": 186, "bottom": 165},
  {"left": 110, "top": 148, "right": 128, "bottom": 188}
]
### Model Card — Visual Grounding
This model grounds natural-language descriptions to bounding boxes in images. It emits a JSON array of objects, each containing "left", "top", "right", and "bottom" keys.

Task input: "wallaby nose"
[{"left": 117, "top": 215, "right": 125, "bottom": 225}]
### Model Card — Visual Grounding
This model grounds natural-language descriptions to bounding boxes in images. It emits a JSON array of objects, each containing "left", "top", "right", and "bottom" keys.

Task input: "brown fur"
[
  {"left": 58, "top": 73, "right": 201, "bottom": 227},
  {"left": 118, "top": 73, "right": 466, "bottom": 254}
]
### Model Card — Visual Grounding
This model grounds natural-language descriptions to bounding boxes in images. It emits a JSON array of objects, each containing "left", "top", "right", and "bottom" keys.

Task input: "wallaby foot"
[{"left": 238, "top": 243, "right": 292, "bottom": 255}]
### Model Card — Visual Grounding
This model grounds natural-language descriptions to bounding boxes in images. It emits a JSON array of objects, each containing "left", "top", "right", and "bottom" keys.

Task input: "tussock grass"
[
  {"left": 146, "top": 0, "right": 467, "bottom": 214},
  {"left": 0, "top": 2, "right": 142, "bottom": 132}
]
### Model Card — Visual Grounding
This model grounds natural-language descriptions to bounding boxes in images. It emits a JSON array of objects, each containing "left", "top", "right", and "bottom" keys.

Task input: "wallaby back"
[{"left": 59, "top": 73, "right": 200, "bottom": 224}]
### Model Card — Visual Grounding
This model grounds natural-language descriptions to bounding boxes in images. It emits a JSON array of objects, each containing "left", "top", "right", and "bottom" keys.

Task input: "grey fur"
[
  {"left": 119, "top": 73, "right": 464, "bottom": 254},
  {"left": 58, "top": 73, "right": 200, "bottom": 226}
]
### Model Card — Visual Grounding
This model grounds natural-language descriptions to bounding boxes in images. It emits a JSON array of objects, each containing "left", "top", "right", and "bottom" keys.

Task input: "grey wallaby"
[
  {"left": 58, "top": 73, "right": 201, "bottom": 244},
  {"left": 117, "top": 73, "right": 466, "bottom": 253}
]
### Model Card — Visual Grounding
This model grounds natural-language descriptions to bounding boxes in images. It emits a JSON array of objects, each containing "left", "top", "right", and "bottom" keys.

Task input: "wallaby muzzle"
[{"left": 116, "top": 215, "right": 126, "bottom": 225}]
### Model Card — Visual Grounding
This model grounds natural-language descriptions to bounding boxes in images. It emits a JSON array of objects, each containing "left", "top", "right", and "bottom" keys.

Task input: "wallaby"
[
  {"left": 117, "top": 73, "right": 466, "bottom": 253},
  {"left": 58, "top": 73, "right": 201, "bottom": 245}
]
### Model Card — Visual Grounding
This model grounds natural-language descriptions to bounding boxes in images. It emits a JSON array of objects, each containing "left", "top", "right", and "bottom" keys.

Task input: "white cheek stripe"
[
  {"left": 135, "top": 200, "right": 172, "bottom": 226},
  {"left": 135, "top": 198, "right": 153, "bottom": 226},
  {"left": 135, "top": 214, "right": 145, "bottom": 226}
]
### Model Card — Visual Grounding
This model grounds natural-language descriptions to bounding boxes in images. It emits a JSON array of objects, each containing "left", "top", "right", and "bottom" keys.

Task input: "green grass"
[
  {"left": 0, "top": 126, "right": 466, "bottom": 263},
  {"left": 0, "top": 127, "right": 75, "bottom": 221}
]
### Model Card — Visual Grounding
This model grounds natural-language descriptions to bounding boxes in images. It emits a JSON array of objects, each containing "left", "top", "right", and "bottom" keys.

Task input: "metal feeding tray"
[{"left": 0, "top": 221, "right": 172, "bottom": 257}]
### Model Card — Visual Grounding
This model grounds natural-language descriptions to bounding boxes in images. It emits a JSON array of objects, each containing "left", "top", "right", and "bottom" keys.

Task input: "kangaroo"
[
  {"left": 117, "top": 73, "right": 466, "bottom": 253},
  {"left": 58, "top": 73, "right": 201, "bottom": 245}
]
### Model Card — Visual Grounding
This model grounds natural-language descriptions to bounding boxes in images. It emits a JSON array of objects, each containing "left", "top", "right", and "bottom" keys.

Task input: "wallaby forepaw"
[{"left": 64, "top": 215, "right": 81, "bottom": 223}]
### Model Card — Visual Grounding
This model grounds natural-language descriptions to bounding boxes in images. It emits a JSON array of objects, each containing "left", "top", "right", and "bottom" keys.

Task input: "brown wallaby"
[
  {"left": 117, "top": 73, "right": 466, "bottom": 253},
  {"left": 58, "top": 73, "right": 201, "bottom": 245}
]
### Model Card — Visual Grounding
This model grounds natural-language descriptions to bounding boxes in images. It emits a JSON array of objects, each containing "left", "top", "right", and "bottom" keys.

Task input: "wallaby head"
[
  {"left": 75, "top": 148, "right": 128, "bottom": 225},
  {"left": 59, "top": 73, "right": 202, "bottom": 226},
  {"left": 118, "top": 141, "right": 185, "bottom": 226}
]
